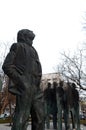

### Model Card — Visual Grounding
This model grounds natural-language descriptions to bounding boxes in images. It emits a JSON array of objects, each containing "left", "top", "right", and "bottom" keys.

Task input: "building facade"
[{"left": 41, "top": 72, "right": 61, "bottom": 90}]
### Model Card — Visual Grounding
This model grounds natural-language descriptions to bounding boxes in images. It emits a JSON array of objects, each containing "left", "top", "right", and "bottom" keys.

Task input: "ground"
[{"left": 0, "top": 122, "right": 86, "bottom": 130}]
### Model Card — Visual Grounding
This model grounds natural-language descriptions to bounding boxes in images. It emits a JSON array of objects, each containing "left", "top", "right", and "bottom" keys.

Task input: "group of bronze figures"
[
  {"left": 44, "top": 81, "right": 80, "bottom": 130},
  {"left": 2, "top": 29, "right": 80, "bottom": 130}
]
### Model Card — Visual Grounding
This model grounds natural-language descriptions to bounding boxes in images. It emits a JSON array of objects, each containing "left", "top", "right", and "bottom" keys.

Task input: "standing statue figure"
[
  {"left": 51, "top": 82, "right": 57, "bottom": 130},
  {"left": 2, "top": 29, "right": 45, "bottom": 130},
  {"left": 44, "top": 82, "right": 52, "bottom": 129}
]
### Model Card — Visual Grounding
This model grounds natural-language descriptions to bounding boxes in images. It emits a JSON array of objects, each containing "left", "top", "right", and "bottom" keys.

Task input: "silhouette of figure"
[
  {"left": 51, "top": 82, "right": 57, "bottom": 130},
  {"left": 2, "top": 29, "right": 45, "bottom": 130},
  {"left": 44, "top": 82, "right": 52, "bottom": 129},
  {"left": 57, "top": 81, "right": 80, "bottom": 130}
]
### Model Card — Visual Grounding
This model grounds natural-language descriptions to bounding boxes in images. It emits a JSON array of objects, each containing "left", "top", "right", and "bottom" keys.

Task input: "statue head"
[
  {"left": 72, "top": 82, "right": 76, "bottom": 89},
  {"left": 53, "top": 81, "right": 57, "bottom": 89},
  {"left": 17, "top": 29, "right": 35, "bottom": 45},
  {"left": 59, "top": 80, "right": 63, "bottom": 87},
  {"left": 47, "top": 82, "right": 51, "bottom": 89}
]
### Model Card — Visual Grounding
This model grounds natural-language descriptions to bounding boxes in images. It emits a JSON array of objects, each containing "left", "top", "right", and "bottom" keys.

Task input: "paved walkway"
[
  {"left": 0, "top": 123, "right": 31, "bottom": 130},
  {"left": 0, "top": 122, "right": 86, "bottom": 130}
]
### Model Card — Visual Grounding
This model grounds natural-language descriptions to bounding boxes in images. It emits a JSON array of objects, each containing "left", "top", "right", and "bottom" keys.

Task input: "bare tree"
[
  {"left": 57, "top": 48, "right": 86, "bottom": 91},
  {"left": 0, "top": 42, "right": 11, "bottom": 73}
]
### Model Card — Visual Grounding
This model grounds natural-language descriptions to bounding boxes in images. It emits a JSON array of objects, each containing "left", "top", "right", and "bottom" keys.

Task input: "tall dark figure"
[
  {"left": 51, "top": 82, "right": 57, "bottom": 130},
  {"left": 2, "top": 29, "right": 45, "bottom": 130}
]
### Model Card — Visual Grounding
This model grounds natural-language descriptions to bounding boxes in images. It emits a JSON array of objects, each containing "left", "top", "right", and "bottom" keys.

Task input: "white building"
[{"left": 41, "top": 72, "right": 61, "bottom": 90}]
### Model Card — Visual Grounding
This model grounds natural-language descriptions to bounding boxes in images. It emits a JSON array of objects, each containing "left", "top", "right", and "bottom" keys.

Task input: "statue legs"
[
  {"left": 74, "top": 104, "right": 80, "bottom": 130},
  {"left": 31, "top": 97, "right": 45, "bottom": 130},
  {"left": 52, "top": 111, "right": 57, "bottom": 130},
  {"left": 51, "top": 103, "right": 57, "bottom": 130},
  {"left": 11, "top": 90, "right": 45, "bottom": 130},
  {"left": 56, "top": 94, "right": 62, "bottom": 130},
  {"left": 45, "top": 104, "right": 50, "bottom": 129},
  {"left": 63, "top": 108, "right": 70, "bottom": 130},
  {"left": 11, "top": 95, "right": 31, "bottom": 130}
]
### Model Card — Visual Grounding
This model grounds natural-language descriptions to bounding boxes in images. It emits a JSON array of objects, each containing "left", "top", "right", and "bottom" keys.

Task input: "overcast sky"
[{"left": 0, "top": 0, "right": 86, "bottom": 74}]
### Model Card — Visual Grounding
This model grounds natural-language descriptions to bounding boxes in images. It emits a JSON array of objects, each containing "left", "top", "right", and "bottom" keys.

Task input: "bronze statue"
[
  {"left": 44, "top": 82, "right": 52, "bottom": 129},
  {"left": 57, "top": 81, "right": 80, "bottom": 130},
  {"left": 2, "top": 29, "right": 45, "bottom": 130}
]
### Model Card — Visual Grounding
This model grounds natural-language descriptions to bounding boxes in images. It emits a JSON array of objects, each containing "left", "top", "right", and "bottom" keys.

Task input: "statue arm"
[{"left": 2, "top": 43, "right": 25, "bottom": 84}]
